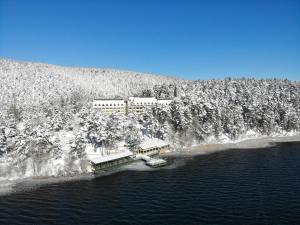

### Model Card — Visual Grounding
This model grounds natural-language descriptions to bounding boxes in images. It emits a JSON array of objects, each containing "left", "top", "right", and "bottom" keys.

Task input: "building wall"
[
  {"left": 157, "top": 99, "right": 172, "bottom": 105},
  {"left": 158, "top": 145, "right": 170, "bottom": 155},
  {"left": 128, "top": 97, "right": 157, "bottom": 104},
  {"left": 137, "top": 145, "right": 170, "bottom": 155},
  {"left": 128, "top": 97, "right": 157, "bottom": 114},
  {"left": 92, "top": 156, "right": 132, "bottom": 171},
  {"left": 93, "top": 97, "right": 172, "bottom": 115},
  {"left": 93, "top": 99, "right": 126, "bottom": 115}
]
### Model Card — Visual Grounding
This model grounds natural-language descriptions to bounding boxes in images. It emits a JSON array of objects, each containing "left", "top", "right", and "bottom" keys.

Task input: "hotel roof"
[
  {"left": 129, "top": 96, "right": 156, "bottom": 98},
  {"left": 94, "top": 98, "right": 125, "bottom": 101}
]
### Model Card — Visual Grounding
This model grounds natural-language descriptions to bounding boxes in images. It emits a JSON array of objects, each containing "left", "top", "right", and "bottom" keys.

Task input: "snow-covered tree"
[{"left": 125, "top": 122, "right": 141, "bottom": 151}]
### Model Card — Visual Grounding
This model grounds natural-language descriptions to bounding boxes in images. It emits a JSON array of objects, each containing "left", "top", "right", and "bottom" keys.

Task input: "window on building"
[{"left": 106, "top": 104, "right": 108, "bottom": 106}]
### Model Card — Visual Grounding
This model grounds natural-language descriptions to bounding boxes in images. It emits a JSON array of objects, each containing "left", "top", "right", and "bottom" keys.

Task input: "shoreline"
[
  {"left": 1, "top": 134, "right": 299, "bottom": 196},
  {"left": 163, "top": 134, "right": 300, "bottom": 157}
]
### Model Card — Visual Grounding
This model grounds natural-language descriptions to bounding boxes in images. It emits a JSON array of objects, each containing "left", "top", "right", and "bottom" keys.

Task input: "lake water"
[{"left": 0, "top": 141, "right": 300, "bottom": 225}]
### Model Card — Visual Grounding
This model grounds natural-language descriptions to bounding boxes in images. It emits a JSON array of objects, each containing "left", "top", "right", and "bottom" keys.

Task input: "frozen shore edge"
[
  {"left": 164, "top": 133, "right": 300, "bottom": 157},
  {"left": 1, "top": 133, "right": 299, "bottom": 196}
]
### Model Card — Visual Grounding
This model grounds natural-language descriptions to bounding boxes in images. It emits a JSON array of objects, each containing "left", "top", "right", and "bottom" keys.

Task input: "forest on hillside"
[{"left": 0, "top": 59, "right": 299, "bottom": 177}]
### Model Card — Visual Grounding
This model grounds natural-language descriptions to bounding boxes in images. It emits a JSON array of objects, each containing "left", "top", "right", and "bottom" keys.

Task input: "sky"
[{"left": 0, "top": 0, "right": 300, "bottom": 80}]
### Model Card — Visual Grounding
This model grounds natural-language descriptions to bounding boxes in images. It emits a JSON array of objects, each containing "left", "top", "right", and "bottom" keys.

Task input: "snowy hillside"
[
  {"left": 0, "top": 58, "right": 181, "bottom": 114},
  {"left": 0, "top": 58, "right": 299, "bottom": 180}
]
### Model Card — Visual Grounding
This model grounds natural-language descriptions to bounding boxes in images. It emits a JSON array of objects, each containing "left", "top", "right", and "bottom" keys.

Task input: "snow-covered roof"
[
  {"left": 129, "top": 96, "right": 156, "bottom": 99},
  {"left": 157, "top": 99, "right": 172, "bottom": 104},
  {"left": 128, "top": 97, "right": 157, "bottom": 104},
  {"left": 88, "top": 150, "right": 133, "bottom": 165},
  {"left": 157, "top": 99, "right": 172, "bottom": 106},
  {"left": 93, "top": 99, "right": 125, "bottom": 103},
  {"left": 139, "top": 138, "right": 169, "bottom": 150},
  {"left": 94, "top": 98, "right": 124, "bottom": 101}
]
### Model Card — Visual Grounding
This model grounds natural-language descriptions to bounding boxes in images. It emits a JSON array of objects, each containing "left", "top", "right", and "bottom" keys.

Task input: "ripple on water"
[{"left": 1, "top": 141, "right": 300, "bottom": 225}]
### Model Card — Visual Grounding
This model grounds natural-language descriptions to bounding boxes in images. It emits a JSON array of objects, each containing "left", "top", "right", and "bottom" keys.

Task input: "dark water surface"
[{"left": 1, "top": 141, "right": 300, "bottom": 225}]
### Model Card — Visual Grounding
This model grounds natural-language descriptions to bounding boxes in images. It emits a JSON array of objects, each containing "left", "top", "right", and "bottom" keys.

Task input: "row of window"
[
  {"left": 138, "top": 149, "right": 158, "bottom": 153},
  {"left": 101, "top": 108, "right": 145, "bottom": 111},
  {"left": 132, "top": 102, "right": 171, "bottom": 105},
  {"left": 129, "top": 106, "right": 144, "bottom": 109},
  {"left": 94, "top": 102, "right": 170, "bottom": 107},
  {"left": 95, "top": 103, "right": 125, "bottom": 107},
  {"left": 101, "top": 108, "right": 124, "bottom": 111},
  {"left": 131, "top": 102, "right": 155, "bottom": 105}
]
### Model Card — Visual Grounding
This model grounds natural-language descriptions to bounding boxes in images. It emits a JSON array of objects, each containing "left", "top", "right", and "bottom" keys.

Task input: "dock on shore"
[{"left": 137, "top": 154, "right": 167, "bottom": 168}]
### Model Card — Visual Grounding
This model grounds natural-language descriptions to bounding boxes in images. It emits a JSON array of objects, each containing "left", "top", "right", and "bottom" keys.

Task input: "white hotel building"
[
  {"left": 93, "top": 97, "right": 172, "bottom": 115},
  {"left": 93, "top": 99, "right": 126, "bottom": 115}
]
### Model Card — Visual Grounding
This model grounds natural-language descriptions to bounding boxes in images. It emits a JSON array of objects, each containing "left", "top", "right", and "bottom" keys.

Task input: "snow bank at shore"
[
  {"left": 165, "top": 131, "right": 300, "bottom": 156},
  {"left": 1, "top": 132, "right": 299, "bottom": 196}
]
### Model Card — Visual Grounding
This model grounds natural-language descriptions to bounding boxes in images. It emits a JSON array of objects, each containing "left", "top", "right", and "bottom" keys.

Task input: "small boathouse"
[
  {"left": 88, "top": 150, "right": 133, "bottom": 172},
  {"left": 137, "top": 138, "right": 170, "bottom": 156}
]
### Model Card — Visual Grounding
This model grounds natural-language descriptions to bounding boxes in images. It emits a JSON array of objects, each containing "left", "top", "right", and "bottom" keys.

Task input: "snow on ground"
[
  {"left": 120, "top": 160, "right": 153, "bottom": 171},
  {"left": 165, "top": 131, "right": 300, "bottom": 156},
  {"left": 1, "top": 133, "right": 299, "bottom": 196}
]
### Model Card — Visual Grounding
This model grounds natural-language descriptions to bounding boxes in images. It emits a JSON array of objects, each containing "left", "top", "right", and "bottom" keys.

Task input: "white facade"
[
  {"left": 128, "top": 97, "right": 158, "bottom": 114},
  {"left": 128, "top": 97, "right": 157, "bottom": 105},
  {"left": 93, "top": 99, "right": 126, "bottom": 115},
  {"left": 128, "top": 97, "right": 172, "bottom": 106},
  {"left": 93, "top": 97, "right": 172, "bottom": 115},
  {"left": 137, "top": 138, "right": 170, "bottom": 155},
  {"left": 128, "top": 97, "right": 172, "bottom": 114},
  {"left": 157, "top": 99, "right": 172, "bottom": 105}
]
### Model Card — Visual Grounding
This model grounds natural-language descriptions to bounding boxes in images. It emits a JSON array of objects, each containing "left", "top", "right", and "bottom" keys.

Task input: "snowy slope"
[
  {"left": 0, "top": 58, "right": 299, "bottom": 182},
  {"left": 0, "top": 58, "right": 181, "bottom": 113}
]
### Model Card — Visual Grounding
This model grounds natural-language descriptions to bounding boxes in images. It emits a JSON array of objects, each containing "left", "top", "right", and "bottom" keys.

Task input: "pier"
[
  {"left": 137, "top": 154, "right": 167, "bottom": 168},
  {"left": 86, "top": 138, "right": 170, "bottom": 173}
]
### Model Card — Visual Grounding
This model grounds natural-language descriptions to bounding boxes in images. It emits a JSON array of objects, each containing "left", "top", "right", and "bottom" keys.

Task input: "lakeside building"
[
  {"left": 136, "top": 138, "right": 170, "bottom": 156},
  {"left": 85, "top": 138, "right": 170, "bottom": 173},
  {"left": 93, "top": 97, "right": 172, "bottom": 115},
  {"left": 87, "top": 150, "right": 133, "bottom": 172}
]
